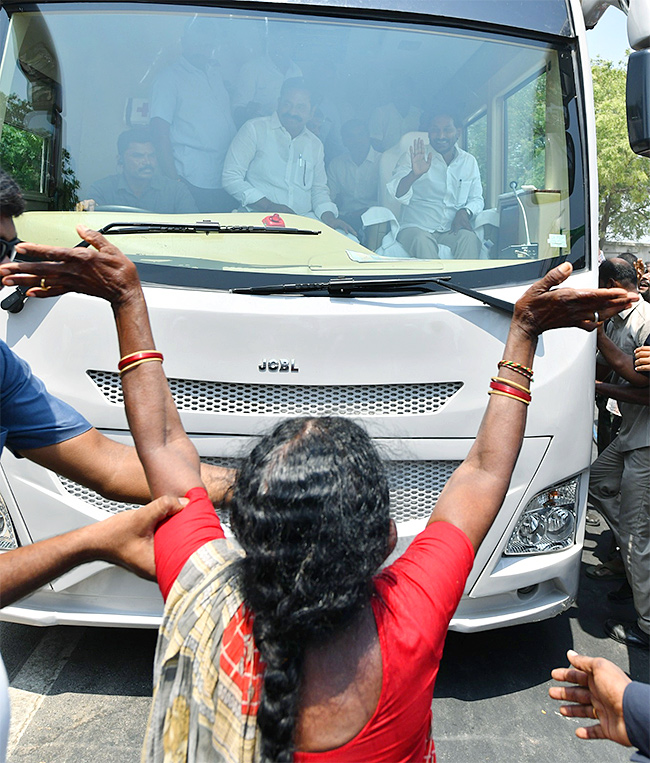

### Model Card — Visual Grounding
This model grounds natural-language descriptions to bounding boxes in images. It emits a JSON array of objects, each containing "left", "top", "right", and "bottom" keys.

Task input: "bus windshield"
[{"left": 0, "top": 3, "right": 585, "bottom": 290}]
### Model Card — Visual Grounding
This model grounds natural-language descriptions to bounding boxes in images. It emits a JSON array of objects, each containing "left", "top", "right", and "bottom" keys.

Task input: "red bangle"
[
  {"left": 118, "top": 350, "right": 163, "bottom": 371},
  {"left": 489, "top": 380, "right": 532, "bottom": 402},
  {"left": 119, "top": 357, "right": 164, "bottom": 376}
]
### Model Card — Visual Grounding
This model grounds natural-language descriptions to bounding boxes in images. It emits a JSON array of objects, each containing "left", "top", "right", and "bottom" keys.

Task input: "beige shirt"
[
  {"left": 327, "top": 147, "right": 380, "bottom": 217},
  {"left": 597, "top": 299, "right": 650, "bottom": 451}
]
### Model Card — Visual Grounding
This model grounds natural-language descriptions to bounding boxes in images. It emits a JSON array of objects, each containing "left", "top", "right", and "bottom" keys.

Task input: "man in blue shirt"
[
  {"left": 1, "top": 167, "right": 232, "bottom": 506},
  {"left": 76, "top": 128, "right": 196, "bottom": 214}
]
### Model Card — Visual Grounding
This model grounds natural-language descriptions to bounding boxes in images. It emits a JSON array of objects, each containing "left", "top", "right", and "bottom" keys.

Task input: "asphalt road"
[{"left": 4, "top": 518, "right": 649, "bottom": 763}]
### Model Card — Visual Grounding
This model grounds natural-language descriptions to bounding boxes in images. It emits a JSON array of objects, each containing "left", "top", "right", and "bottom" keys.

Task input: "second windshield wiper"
[
  {"left": 232, "top": 276, "right": 514, "bottom": 314},
  {"left": 76, "top": 220, "right": 321, "bottom": 245}
]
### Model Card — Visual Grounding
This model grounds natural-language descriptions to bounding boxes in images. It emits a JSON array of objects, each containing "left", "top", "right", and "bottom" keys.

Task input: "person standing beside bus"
[
  {"left": 387, "top": 112, "right": 484, "bottom": 260},
  {"left": 588, "top": 258, "right": 650, "bottom": 649}
]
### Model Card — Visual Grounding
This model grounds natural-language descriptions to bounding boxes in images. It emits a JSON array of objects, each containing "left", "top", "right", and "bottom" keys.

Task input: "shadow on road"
[
  {"left": 436, "top": 519, "right": 649, "bottom": 704},
  {"left": 571, "top": 520, "right": 649, "bottom": 683},
  {"left": 436, "top": 612, "right": 574, "bottom": 700}
]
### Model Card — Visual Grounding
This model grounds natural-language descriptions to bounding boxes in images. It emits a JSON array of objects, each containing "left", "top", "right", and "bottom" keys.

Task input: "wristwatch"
[{"left": 463, "top": 207, "right": 473, "bottom": 219}]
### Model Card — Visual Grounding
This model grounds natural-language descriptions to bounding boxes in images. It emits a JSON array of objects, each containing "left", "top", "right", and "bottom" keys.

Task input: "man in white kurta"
[
  {"left": 387, "top": 113, "right": 484, "bottom": 259},
  {"left": 223, "top": 79, "right": 353, "bottom": 234}
]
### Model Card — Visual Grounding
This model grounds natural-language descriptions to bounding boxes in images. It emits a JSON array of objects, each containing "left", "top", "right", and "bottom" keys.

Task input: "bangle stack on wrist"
[
  {"left": 489, "top": 359, "right": 533, "bottom": 405},
  {"left": 489, "top": 377, "right": 531, "bottom": 405},
  {"left": 118, "top": 350, "right": 164, "bottom": 376}
]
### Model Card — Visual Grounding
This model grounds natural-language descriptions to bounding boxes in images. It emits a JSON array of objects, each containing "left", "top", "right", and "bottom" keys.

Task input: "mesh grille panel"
[
  {"left": 58, "top": 457, "right": 461, "bottom": 525},
  {"left": 87, "top": 370, "right": 462, "bottom": 417}
]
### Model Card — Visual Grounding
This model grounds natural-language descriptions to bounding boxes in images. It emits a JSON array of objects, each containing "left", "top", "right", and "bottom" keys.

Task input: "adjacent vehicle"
[{"left": 0, "top": 0, "right": 648, "bottom": 630}]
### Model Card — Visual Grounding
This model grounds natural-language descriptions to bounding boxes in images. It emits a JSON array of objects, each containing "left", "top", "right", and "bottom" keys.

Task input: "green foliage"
[
  {"left": 593, "top": 58, "right": 650, "bottom": 246},
  {"left": 0, "top": 93, "right": 45, "bottom": 192},
  {"left": 0, "top": 91, "right": 79, "bottom": 209},
  {"left": 56, "top": 147, "right": 80, "bottom": 211}
]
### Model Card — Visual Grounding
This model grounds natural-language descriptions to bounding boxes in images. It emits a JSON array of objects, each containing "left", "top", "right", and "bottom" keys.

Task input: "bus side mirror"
[{"left": 627, "top": 50, "right": 650, "bottom": 157}]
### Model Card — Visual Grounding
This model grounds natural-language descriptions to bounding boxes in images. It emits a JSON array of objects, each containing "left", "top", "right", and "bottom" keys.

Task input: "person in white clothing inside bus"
[
  {"left": 222, "top": 78, "right": 355, "bottom": 235},
  {"left": 231, "top": 25, "right": 303, "bottom": 129},
  {"left": 150, "top": 18, "right": 236, "bottom": 213},
  {"left": 387, "top": 112, "right": 484, "bottom": 260}
]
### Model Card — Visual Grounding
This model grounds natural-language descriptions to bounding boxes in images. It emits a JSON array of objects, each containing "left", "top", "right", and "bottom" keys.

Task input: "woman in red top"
[{"left": 6, "top": 226, "right": 636, "bottom": 763}]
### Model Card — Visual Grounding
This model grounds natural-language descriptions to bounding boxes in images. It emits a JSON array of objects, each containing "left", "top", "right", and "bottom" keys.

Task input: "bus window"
[{"left": 0, "top": 6, "right": 584, "bottom": 288}]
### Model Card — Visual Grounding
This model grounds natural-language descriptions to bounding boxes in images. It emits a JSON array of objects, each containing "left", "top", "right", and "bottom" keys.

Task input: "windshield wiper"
[
  {"left": 75, "top": 220, "right": 320, "bottom": 246},
  {"left": 232, "top": 276, "right": 514, "bottom": 314}
]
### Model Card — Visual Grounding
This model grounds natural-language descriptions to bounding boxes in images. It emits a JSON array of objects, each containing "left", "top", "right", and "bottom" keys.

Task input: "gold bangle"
[
  {"left": 492, "top": 376, "right": 531, "bottom": 393},
  {"left": 488, "top": 389, "right": 530, "bottom": 405},
  {"left": 119, "top": 357, "right": 164, "bottom": 376}
]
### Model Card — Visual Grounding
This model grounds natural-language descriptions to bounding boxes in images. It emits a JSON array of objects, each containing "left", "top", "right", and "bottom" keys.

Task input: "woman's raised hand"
[
  {"left": 512, "top": 263, "right": 637, "bottom": 340},
  {"left": 0, "top": 224, "right": 140, "bottom": 306}
]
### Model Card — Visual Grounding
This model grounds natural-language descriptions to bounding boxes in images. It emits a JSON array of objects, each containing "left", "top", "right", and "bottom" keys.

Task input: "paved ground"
[{"left": 3, "top": 518, "right": 648, "bottom": 763}]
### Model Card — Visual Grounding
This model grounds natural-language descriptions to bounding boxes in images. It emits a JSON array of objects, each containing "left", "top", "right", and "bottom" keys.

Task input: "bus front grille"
[
  {"left": 87, "top": 370, "right": 462, "bottom": 417},
  {"left": 58, "top": 457, "right": 461, "bottom": 526}
]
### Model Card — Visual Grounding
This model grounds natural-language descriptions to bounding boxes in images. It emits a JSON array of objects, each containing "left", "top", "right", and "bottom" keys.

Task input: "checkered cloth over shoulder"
[{"left": 143, "top": 538, "right": 264, "bottom": 763}]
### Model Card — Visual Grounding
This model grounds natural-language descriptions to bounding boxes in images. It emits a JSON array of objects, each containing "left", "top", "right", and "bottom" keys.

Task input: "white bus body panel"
[{"left": 0, "top": 269, "right": 596, "bottom": 631}]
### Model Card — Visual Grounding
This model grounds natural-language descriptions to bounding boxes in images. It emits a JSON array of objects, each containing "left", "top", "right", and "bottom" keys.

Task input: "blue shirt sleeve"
[
  {"left": 624, "top": 682, "right": 650, "bottom": 762},
  {"left": 0, "top": 340, "right": 91, "bottom": 456}
]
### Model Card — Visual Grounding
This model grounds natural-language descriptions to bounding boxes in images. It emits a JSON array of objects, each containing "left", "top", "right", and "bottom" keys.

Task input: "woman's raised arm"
[
  {"left": 428, "top": 263, "right": 637, "bottom": 551},
  {"left": 1, "top": 225, "right": 202, "bottom": 499}
]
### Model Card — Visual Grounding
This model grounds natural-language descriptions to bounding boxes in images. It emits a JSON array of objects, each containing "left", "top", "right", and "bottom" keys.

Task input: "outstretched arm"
[
  {"left": 0, "top": 496, "right": 183, "bottom": 608},
  {"left": 1, "top": 227, "right": 202, "bottom": 499},
  {"left": 595, "top": 380, "right": 649, "bottom": 406},
  {"left": 20, "top": 425, "right": 236, "bottom": 505},
  {"left": 427, "top": 264, "right": 636, "bottom": 551},
  {"left": 549, "top": 650, "right": 632, "bottom": 747},
  {"left": 596, "top": 324, "right": 649, "bottom": 387}
]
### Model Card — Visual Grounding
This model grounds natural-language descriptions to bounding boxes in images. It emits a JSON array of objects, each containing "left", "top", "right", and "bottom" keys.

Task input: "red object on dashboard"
[{"left": 262, "top": 213, "right": 286, "bottom": 227}]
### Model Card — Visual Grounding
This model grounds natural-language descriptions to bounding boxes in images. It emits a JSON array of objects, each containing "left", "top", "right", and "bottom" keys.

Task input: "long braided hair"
[{"left": 229, "top": 417, "right": 391, "bottom": 762}]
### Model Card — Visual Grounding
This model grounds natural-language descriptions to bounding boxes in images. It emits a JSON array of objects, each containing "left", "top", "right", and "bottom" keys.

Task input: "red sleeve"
[
  {"left": 154, "top": 486, "right": 225, "bottom": 600},
  {"left": 374, "top": 520, "right": 474, "bottom": 648}
]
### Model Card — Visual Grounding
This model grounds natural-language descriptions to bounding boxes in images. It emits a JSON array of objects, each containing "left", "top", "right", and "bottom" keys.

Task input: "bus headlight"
[
  {"left": 505, "top": 477, "right": 580, "bottom": 555},
  {"left": 0, "top": 492, "right": 18, "bottom": 550}
]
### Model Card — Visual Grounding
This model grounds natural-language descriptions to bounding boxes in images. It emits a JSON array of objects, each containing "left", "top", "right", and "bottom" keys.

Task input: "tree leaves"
[{"left": 593, "top": 58, "right": 650, "bottom": 247}]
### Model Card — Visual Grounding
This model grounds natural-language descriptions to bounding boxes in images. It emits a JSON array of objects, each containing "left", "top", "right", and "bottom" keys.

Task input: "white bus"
[{"left": 0, "top": 0, "right": 648, "bottom": 631}]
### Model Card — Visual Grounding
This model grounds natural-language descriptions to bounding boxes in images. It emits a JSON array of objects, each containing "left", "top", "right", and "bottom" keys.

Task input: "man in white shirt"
[
  {"left": 327, "top": 120, "right": 380, "bottom": 239},
  {"left": 150, "top": 19, "right": 236, "bottom": 213},
  {"left": 387, "top": 113, "right": 484, "bottom": 260},
  {"left": 223, "top": 79, "right": 354, "bottom": 235},
  {"left": 231, "top": 26, "right": 303, "bottom": 128}
]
